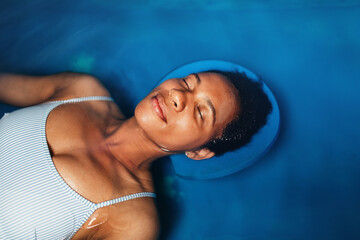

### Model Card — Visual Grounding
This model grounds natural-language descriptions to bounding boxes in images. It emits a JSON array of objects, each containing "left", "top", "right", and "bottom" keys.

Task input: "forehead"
[
  {"left": 192, "top": 72, "right": 240, "bottom": 131},
  {"left": 191, "top": 72, "right": 238, "bottom": 101}
]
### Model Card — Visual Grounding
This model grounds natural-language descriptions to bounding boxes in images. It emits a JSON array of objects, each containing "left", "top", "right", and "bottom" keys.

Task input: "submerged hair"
[{"left": 203, "top": 70, "right": 273, "bottom": 156}]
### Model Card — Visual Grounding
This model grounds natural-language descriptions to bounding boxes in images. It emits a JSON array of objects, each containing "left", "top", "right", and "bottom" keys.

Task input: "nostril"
[{"left": 174, "top": 101, "right": 177, "bottom": 107}]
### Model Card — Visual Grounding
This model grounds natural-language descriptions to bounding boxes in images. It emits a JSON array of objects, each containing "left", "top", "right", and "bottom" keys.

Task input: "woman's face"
[{"left": 135, "top": 72, "right": 239, "bottom": 152}]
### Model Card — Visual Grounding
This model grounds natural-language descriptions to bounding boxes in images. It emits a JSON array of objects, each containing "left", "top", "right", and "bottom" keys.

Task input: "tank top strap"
[
  {"left": 93, "top": 192, "right": 156, "bottom": 209},
  {"left": 49, "top": 96, "right": 114, "bottom": 104}
]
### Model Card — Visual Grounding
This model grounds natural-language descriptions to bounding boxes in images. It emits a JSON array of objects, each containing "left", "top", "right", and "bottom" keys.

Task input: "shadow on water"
[
  {"left": 99, "top": 71, "right": 136, "bottom": 118},
  {"left": 151, "top": 158, "right": 183, "bottom": 240}
]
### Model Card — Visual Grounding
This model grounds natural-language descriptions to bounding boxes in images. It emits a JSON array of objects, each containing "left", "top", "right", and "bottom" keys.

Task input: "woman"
[{"left": 0, "top": 70, "right": 271, "bottom": 239}]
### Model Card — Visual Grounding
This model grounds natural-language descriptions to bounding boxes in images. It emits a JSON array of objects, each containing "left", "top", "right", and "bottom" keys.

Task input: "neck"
[{"left": 103, "top": 117, "right": 169, "bottom": 173}]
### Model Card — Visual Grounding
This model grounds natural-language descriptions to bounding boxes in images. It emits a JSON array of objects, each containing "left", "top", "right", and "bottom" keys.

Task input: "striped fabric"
[{"left": 0, "top": 96, "right": 156, "bottom": 239}]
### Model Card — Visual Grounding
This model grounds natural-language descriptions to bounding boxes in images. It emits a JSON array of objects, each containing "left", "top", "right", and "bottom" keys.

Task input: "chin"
[
  {"left": 135, "top": 98, "right": 161, "bottom": 137},
  {"left": 134, "top": 100, "right": 149, "bottom": 127}
]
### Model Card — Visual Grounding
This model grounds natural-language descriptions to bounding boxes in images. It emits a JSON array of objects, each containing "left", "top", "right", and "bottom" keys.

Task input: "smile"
[{"left": 151, "top": 95, "right": 167, "bottom": 123}]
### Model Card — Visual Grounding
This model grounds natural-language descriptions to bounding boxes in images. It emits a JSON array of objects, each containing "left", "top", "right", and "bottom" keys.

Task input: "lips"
[{"left": 151, "top": 95, "right": 167, "bottom": 123}]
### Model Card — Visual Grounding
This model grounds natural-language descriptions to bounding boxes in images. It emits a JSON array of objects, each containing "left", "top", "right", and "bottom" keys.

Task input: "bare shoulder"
[
  {"left": 72, "top": 196, "right": 159, "bottom": 240},
  {"left": 104, "top": 197, "right": 160, "bottom": 240},
  {"left": 49, "top": 72, "right": 111, "bottom": 101}
]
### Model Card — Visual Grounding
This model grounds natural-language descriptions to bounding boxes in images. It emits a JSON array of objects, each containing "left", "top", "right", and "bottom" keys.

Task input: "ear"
[{"left": 185, "top": 148, "right": 215, "bottom": 160}]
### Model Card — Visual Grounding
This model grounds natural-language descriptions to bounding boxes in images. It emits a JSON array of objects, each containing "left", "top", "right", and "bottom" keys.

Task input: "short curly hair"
[{"left": 203, "top": 70, "right": 273, "bottom": 156}]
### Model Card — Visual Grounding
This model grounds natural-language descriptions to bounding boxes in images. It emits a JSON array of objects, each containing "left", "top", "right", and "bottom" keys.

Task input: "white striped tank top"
[{"left": 0, "top": 96, "right": 156, "bottom": 239}]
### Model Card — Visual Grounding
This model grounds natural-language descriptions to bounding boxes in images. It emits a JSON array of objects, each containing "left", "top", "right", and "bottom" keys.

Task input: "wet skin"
[{"left": 135, "top": 72, "right": 240, "bottom": 153}]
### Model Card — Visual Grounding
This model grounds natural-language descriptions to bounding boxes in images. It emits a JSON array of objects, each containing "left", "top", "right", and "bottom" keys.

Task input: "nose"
[{"left": 170, "top": 88, "right": 187, "bottom": 112}]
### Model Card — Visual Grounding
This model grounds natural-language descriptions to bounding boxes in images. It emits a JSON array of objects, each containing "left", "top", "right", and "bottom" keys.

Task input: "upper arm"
[
  {"left": 0, "top": 72, "right": 110, "bottom": 107},
  {"left": 104, "top": 222, "right": 159, "bottom": 240},
  {"left": 101, "top": 203, "right": 160, "bottom": 240}
]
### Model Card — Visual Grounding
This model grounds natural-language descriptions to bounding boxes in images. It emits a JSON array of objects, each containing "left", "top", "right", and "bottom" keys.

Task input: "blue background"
[{"left": 1, "top": 1, "right": 359, "bottom": 239}]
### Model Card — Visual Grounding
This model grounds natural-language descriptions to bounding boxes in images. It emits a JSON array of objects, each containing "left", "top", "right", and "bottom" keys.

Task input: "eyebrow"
[
  {"left": 192, "top": 73, "right": 216, "bottom": 126},
  {"left": 192, "top": 73, "right": 201, "bottom": 84}
]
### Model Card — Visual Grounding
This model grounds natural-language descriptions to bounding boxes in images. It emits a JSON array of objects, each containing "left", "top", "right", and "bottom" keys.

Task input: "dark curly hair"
[{"left": 203, "top": 70, "right": 273, "bottom": 156}]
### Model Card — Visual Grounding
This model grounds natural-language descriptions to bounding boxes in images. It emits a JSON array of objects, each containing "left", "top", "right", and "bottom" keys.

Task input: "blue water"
[{"left": 1, "top": 1, "right": 360, "bottom": 239}]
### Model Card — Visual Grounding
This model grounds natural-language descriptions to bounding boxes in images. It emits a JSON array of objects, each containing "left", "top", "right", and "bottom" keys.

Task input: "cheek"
[{"left": 164, "top": 118, "right": 212, "bottom": 149}]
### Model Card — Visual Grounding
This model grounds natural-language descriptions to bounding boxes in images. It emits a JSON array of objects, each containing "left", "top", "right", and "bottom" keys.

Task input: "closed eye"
[
  {"left": 182, "top": 78, "right": 190, "bottom": 89},
  {"left": 197, "top": 106, "right": 203, "bottom": 120}
]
